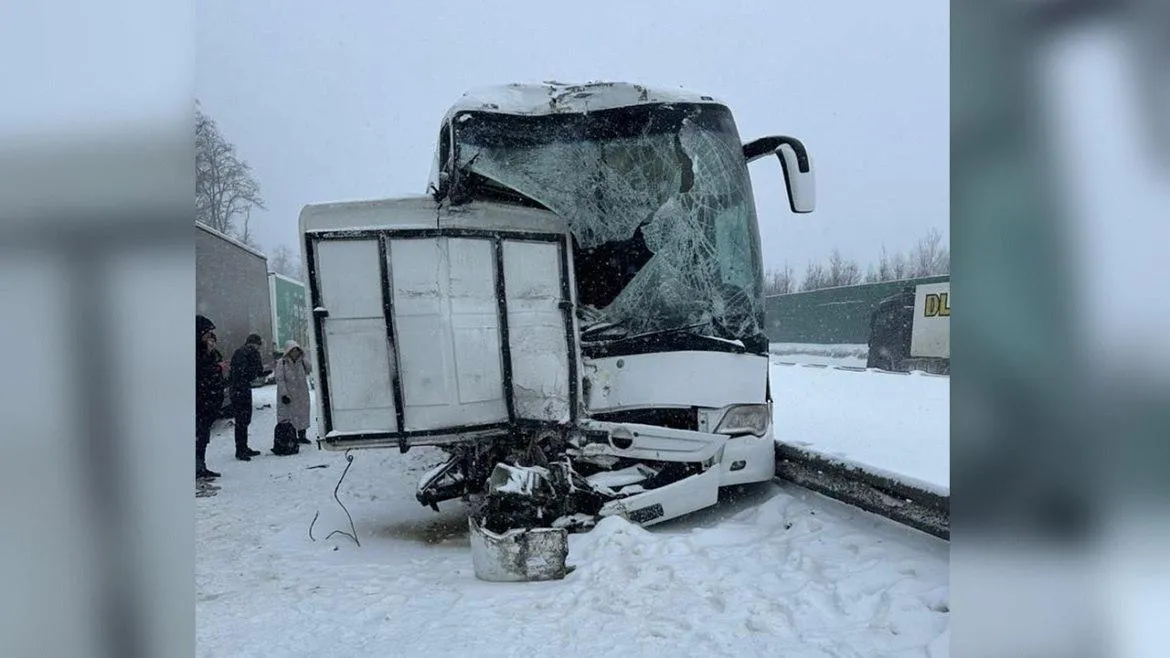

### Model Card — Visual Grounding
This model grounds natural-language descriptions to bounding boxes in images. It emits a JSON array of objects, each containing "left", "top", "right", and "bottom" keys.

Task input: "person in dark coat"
[
  {"left": 196, "top": 315, "right": 226, "bottom": 480},
  {"left": 228, "top": 333, "right": 271, "bottom": 461}
]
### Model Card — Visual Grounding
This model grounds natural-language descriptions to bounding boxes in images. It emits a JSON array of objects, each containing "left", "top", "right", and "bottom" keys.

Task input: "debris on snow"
[{"left": 468, "top": 516, "right": 570, "bottom": 582}]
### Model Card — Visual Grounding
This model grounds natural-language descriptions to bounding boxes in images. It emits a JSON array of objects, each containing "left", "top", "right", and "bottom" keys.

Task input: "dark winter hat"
[
  {"left": 196, "top": 315, "right": 215, "bottom": 339},
  {"left": 246, "top": 333, "right": 263, "bottom": 346}
]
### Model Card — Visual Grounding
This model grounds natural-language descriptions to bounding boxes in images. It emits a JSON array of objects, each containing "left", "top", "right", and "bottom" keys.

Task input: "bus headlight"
[{"left": 714, "top": 404, "right": 770, "bottom": 437}]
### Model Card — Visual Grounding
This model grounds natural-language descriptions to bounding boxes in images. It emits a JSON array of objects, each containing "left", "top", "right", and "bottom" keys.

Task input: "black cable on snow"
[{"left": 309, "top": 450, "right": 360, "bottom": 547}]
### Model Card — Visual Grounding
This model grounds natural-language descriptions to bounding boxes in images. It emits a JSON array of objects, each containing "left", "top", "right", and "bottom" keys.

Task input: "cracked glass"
[{"left": 451, "top": 103, "right": 766, "bottom": 353}]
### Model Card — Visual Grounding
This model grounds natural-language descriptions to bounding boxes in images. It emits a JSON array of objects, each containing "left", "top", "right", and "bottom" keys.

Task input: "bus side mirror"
[{"left": 743, "top": 136, "right": 816, "bottom": 214}]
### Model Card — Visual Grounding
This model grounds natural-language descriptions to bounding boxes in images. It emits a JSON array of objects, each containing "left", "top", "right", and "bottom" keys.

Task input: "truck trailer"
[
  {"left": 196, "top": 222, "right": 278, "bottom": 415},
  {"left": 196, "top": 222, "right": 275, "bottom": 357},
  {"left": 300, "top": 82, "right": 816, "bottom": 560},
  {"left": 268, "top": 272, "right": 309, "bottom": 360},
  {"left": 866, "top": 280, "right": 950, "bottom": 374}
]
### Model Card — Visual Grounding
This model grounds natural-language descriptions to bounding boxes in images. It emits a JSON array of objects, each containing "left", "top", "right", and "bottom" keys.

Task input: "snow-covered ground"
[
  {"left": 198, "top": 385, "right": 948, "bottom": 657},
  {"left": 770, "top": 363, "right": 950, "bottom": 495},
  {"left": 769, "top": 343, "right": 869, "bottom": 368}
]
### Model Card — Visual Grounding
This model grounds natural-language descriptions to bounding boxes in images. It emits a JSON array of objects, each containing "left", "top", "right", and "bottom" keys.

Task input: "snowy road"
[{"left": 198, "top": 386, "right": 949, "bottom": 658}]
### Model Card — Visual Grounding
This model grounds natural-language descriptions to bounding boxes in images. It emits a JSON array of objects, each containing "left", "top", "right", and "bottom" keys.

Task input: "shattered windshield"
[{"left": 449, "top": 103, "right": 766, "bottom": 353}]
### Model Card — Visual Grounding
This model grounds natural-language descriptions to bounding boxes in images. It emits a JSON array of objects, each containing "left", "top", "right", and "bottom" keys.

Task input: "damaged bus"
[{"left": 299, "top": 82, "right": 815, "bottom": 547}]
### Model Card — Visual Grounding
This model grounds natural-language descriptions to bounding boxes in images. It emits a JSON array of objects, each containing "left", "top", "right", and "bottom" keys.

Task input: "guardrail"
[{"left": 774, "top": 442, "right": 949, "bottom": 540}]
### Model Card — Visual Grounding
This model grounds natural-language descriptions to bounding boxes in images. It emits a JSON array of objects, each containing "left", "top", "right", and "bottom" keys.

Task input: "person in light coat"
[{"left": 275, "top": 340, "right": 313, "bottom": 444}]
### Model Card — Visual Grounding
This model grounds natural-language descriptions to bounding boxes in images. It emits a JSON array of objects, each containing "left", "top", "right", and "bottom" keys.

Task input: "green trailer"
[{"left": 268, "top": 272, "right": 308, "bottom": 359}]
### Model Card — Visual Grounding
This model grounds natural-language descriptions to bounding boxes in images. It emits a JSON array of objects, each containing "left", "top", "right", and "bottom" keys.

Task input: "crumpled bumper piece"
[{"left": 468, "top": 516, "right": 569, "bottom": 582}]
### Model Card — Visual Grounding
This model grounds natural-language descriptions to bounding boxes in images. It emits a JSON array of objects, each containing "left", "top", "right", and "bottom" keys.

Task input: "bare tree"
[
  {"left": 268, "top": 244, "right": 302, "bottom": 280},
  {"left": 800, "top": 250, "right": 862, "bottom": 291},
  {"left": 865, "top": 243, "right": 889, "bottom": 278},
  {"left": 763, "top": 263, "right": 795, "bottom": 295},
  {"left": 877, "top": 246, "right": 911, "bottom": 281},
  {"left": 863, "top": 231, "right": 947, "bottom": 283},
  {"left": 826, "top": 249, "right": 862, "bottom": 287},
  {"left": 800, "top": 261, "right": 829, "bottom": 291},
  {"left": 239, "top": 207, "right": 257, "bottom": 247},
  {"left": 890, "top": 250, "right": 911, "bottom": 280},
  {"left": 792, "top": 228, "right": 949, "bottom": 292},
  {"left": 196, "top": 103, "right": 266, "bottom": 238},
  {"left": 908, "top": 227, "right": 949, "bottom": 277}
]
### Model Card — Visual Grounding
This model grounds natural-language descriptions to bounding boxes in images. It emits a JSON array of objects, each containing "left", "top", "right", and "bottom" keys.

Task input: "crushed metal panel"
[
  {"left": 503, "top": 239, "right": 571, "bottom": 423},
  {"left": 469, "top": 463, "right": 571, "bottom": 582},
  {"left": 315, "top": 239, "right": 398, "bottom": 433},
  {"left": 469, "top": 518, "right": 569, "bottom": 582},
  {"left": 578, "top": 421, "right": 728, "bottom": 463},
  {"left": 390, "top": 237, "right": 508, "bottom": 431},
  {"left": 598, "top": 465, "right": 722, "bottom": 527}
]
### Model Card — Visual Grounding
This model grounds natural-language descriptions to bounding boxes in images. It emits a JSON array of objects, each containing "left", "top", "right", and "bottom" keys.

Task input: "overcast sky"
[{"left": 196, "top": 0, "right": 948, "bottom": 273}]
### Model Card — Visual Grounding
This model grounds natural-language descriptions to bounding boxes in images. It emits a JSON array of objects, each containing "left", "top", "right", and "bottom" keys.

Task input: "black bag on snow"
[{"left": 271, "top": 420, "right": 299, "bottom": 456}]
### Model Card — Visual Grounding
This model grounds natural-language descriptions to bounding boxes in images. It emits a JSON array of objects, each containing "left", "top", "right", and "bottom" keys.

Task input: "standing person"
[
  {"left": 275, "top": 340, "right": 313, "bottom": 445},
  {"left": 196, "top": 315, "right": 225, "bottom": 480},
  {"left": 228, "top": 333, "right": 271, "bottom": 461}
]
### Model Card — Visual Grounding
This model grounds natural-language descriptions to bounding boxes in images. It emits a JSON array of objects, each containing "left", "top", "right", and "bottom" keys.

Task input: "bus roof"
[{"left": 442, "top": 81, "right": 726, "bottom": 120}]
